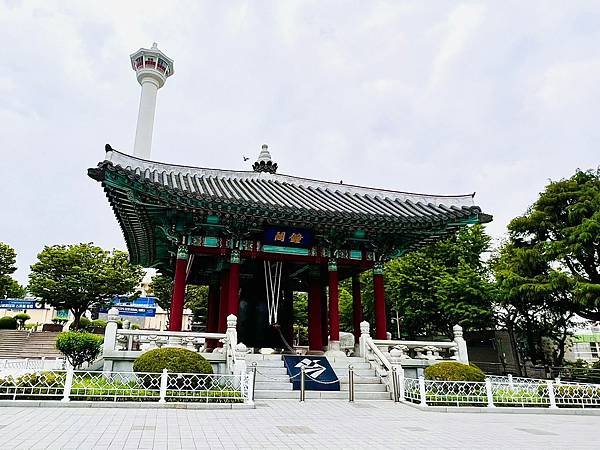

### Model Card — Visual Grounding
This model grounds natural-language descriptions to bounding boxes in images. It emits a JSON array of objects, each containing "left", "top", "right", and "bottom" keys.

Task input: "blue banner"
[
  {"left": 0, "top": 299, "right": 38, "bottom": 309},
  {"left": 264, "top": 227, "right": 313, "bottom": 248},
  {"left": 283, "top": 355, "right": 340, "bottom": 391},
  {"left": 99, "top": 305, "right": 156, "bottom": 317}
]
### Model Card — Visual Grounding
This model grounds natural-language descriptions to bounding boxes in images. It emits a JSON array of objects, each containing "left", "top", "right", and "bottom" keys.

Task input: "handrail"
[
  {"left": 372, "top": 339, "right": 457, "bottom": 348},
  {"left": 116, "top": 329, "right": 226, "bottom": 339},
  {"left": 366, "top": 338, "right": 392, "bottom": 372}
]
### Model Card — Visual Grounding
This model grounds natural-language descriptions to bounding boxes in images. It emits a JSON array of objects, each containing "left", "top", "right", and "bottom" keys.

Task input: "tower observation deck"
[{"left": 130, "top": 43, "right": 174, "bottom": 159}]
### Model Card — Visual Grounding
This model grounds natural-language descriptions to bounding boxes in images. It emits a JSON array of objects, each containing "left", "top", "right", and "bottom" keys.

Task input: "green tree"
[
  {"left": 493, "top": 242, "right": 578, "bottom": 366},
  {"left": 148, "top": 275, "right": 208, "bottom": 325},
  {"left": 383, "top": 225, "right": 495, "bottom": 338},
  {"left": 508, "top": 169, "right": 600, "bottom": 320},
  {"left": 2, "top": 277, "right": 26, "bottom": 298},
  {"left": 0, "top": 242, "right": 23, "bottom": 298},
  {"left": 28, "top": 244, "right": 143, "bottom": 329},
  {"left": 149, "top": 274, "right": 173, "bottom": 311}
]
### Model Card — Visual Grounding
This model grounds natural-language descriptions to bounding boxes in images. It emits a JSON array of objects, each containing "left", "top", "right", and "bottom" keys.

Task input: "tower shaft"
[{"left": 133, "top": 79, "right": 159, "bottom": 159}]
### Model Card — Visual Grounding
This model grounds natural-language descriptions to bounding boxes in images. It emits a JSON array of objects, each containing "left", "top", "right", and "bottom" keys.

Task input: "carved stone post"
[
  {"left": 358, "top": 320, "right": 371, "bottom": 358},
  {"left": 102, "top": 307, "right": 119, "bottom": 372},
  {"left": 453, "top": 324, "right": 469, "bottom": 364}
]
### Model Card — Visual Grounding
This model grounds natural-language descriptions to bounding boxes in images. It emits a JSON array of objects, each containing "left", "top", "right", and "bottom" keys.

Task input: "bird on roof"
[{"left": 243, "top": 156, "right": 249, "bottom": 161}]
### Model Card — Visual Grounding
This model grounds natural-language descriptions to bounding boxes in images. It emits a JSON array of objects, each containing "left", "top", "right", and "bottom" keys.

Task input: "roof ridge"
[{"left": 102, "top": 147, "right": 476, "bottom": 202}]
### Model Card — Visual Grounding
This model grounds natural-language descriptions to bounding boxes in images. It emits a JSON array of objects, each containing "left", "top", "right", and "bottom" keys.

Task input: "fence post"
[
  {"left": 246, "top": 370, "right": 255, "bottom": 405},
  {"left": 358, "top": 321, "right": 370, "bottom": 358},
  {"left": 61, "top": 367, "right": 74, "bottom": 402},
  {"left": 398, "top": 367, "right": 405, "bottom": 402},
  {"left": 300, "top": 367, "right": 306, "bottom": 403},
  {"left": 41, "top": 357, "right": 46, "bottom": 370},
  {"left": 391, "top": 366, "right": 398, "bottom": 402},
  {"left": 507, "top": 373, "right": 514, "bottom": 390},
  {"left": 546, "top": 380, "right": 558, "bottom": 409},
  {"left": 25, "top": 358, "right": 30, "bottom": 369},
  {"left": 452, "top": 324, "right": 469, "bottom": 364},
  {"left": 159, "top": 368, "right": 168, "bottom": 403},
  {"left": 418, "top": 375, "right": 427, "bottom": 406},
  {"left": 348, "top": 365, "right": 355, "bottom": 403},
  {"left": 485, "top": 378, "right": 495, "bottom": 408}
]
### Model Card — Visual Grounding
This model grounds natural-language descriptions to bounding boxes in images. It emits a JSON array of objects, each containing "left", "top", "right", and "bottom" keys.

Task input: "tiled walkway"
[{"left": 0, "top": 401, "right": 596, "bottom": 449}]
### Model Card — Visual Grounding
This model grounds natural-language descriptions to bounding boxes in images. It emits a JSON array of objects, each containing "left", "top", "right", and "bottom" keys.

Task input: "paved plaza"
[{"left": 0, "top": 401, "right": 596, "bottom": 449}]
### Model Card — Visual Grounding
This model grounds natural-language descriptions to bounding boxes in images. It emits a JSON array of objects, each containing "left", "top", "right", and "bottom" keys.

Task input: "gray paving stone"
[{"left": 0, "top": 401, "right": 597, "bottom": 449}]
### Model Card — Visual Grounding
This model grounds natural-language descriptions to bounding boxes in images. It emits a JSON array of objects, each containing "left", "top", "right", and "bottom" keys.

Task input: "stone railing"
[
  {"left": 102, "top": 308, "right": 248, "bottom": 375},
  {"left": 359, "top": 321, "right": 468, "bottom": 363}
]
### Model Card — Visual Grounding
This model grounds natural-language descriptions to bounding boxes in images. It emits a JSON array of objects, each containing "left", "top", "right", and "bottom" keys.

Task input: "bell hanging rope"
[{"left": 263, "top": 261, "right": 283, "bottom": 325}]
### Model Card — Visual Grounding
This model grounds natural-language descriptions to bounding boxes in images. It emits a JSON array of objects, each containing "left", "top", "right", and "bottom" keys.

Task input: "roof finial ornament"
[
  {"left": 151, "top": 42, "right": 158, "bottom": 49},
  {"left": 252, "top": 144, "right": 278, "bottom": 174}
]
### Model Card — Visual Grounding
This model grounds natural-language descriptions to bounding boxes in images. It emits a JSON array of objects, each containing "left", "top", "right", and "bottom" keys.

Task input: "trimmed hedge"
[
  {"left": 424, "top": 361, "right": 486, "bottom": 382},
  {"left": 0, "top": 316, "right": 17, "bottom": 330},
  {"left": 56, "top": 332, "right": 104, "bottom": 368},
  {"left": 133, "top": 348, "right": 213, "bottom": 375}
]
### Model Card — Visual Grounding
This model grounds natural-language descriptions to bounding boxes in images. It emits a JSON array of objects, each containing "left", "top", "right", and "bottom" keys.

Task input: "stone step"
[
  {"left": 328, "top": 362, "right": 371, "bottom": 369},
  {"left": 337, "top": 375, "right": 381, "bottom": 384},
  {"left": 254, "top": 390, "right": 391, "bottom": 400},
  {"left": 245, "top": 354, "right": 285, "bottom": 361},
  {"left": 333, "top": 368, "right": 376, "bottom": 377},
  {"left": 254, "top": 382, "right": 293, "bottom": 391},
  {"left": 325, "top": 356, "right": 364, "bottom": 363},
  {"left": 339, "top": 383, "right": 387, "bottom": 392},
  {"left": 254, "top": 375, "right": 290, "bottom": 383},
  {"left": 249, "top": 360, "right": 285, "bottom": 368},
  {"left": 253, "top": 366, "right": 288, "bottom": 375}
]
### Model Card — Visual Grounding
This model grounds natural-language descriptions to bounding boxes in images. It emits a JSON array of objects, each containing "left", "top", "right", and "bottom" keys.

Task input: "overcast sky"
[{"left": 1, "top": 1, "right": 599, "bottom": 285}]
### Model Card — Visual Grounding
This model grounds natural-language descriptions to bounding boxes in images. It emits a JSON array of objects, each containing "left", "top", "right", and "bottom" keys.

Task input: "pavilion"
[{"left": 88, "top": 145, "right": 491, "bottom": 354}]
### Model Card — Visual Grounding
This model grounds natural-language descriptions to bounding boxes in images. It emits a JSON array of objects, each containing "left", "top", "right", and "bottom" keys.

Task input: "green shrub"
[
  {"left": 52, "top": 317, "right": 68, "bottom": 324},
  {"left": 424, "top": 361, "right": 486, "bottom": 382},
  {"left": 0, "top": 316, "right": 17, "bottom": 330},
  {"left": 14, "top": 313, "right": 30, "bottom": 322},
  {"left": 90, "top": 319, "right": 108, "bottom": 328},
  {"left": 133, "top": 348, "right": 213, "bottom": 389},
  {"left": 77, "top": 317, "right": 91, "bottom": 330},
  {"left": 56, "top": 332, "right": 103, "bottom": 368},
  {"left": 133, "top": 348, "right": 213, "bottom": 375}
]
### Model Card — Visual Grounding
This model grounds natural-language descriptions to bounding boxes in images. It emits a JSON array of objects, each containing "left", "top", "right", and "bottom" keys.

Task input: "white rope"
[{"left": 264, "top": 261, "right": 283, "bottom": 325}]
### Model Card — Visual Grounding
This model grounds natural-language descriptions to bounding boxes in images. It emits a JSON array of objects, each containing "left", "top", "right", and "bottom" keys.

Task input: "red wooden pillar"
[
  {"left": 168, "top": 245, "right": 188, "bottom": 331},
  {"left": 320, "top": 286, "right": 328, "bottom": 349},
  {"left": 218, "top": 270, "right": 230, "bottom": 334},
  {"left": 227, "top": 250, "right": 241, "bottom": 318},
  {"left": 328, "top": 260, "right": 340, "bottom": 344},
  {"left": 308, "top": 277, "right": 323, "bottom": 353},
  {"left": 352, "top": 274, "right": 363, "bottom": 344},
  {"left": 373, "top": 262, "right": 387, "bottom": 339},
  {"left": 206, "top": 283, "right": 219, "bottom": 349}
]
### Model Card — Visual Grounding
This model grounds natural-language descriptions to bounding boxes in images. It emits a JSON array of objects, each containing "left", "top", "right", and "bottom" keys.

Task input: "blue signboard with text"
[
  {"left": 263, "top": 227, "right": 313, "bottom": 248},
  {"left": 0, "top": 299, "right": 38, "bottom": 309}
]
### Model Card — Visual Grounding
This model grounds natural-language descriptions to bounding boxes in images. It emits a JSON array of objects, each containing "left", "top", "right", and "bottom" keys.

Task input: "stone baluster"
[
  {"left": 102, "top": 307, "right": 120, "bottom": 372},
  {"left": 453, "top": 324, "right": 469, "bottom": 364},
  {"left": 234, "top": 342, "right": 248, "bottom": 376},
  {"left": 358, "top": 321, "right": 370, "bottom": 358},
  {"left": 226, "top": 314, "right": 238, "bottom": 373}
]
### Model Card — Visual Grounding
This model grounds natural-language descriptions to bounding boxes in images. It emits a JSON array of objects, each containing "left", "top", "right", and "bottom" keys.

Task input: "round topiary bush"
[
  {"left": 0, "top": 316, "right": 17, "bottom": 330},
  {"left": 56, "top": 331, "right": 104, "bottom": 368},
  {"left": 424, "top": 361, "right": 486, "bottom": 382},
  {"left": 133, "top": 348, "right": 213, "bottom": 375}
]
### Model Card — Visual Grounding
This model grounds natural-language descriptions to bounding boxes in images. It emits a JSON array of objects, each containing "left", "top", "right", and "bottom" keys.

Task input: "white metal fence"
[
  {"left": 0, "top": 368, "right": 254, "bottom": 404},
  {"left": 397, "top": 374, "right": 600, "bottom": 408}
]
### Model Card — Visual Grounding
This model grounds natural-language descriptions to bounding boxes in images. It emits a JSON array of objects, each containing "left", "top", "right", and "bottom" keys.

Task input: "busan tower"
[{"left": 130, "top": 43, "right": 174, "bottom": 159}]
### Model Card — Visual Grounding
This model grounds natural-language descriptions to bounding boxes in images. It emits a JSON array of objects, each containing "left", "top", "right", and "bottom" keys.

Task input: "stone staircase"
[
  {"left": 249, "top": 354, "right": 391, "bottom": 400},
  {"left": 0, "top": 330, "right": 62, "bottom": 359}
]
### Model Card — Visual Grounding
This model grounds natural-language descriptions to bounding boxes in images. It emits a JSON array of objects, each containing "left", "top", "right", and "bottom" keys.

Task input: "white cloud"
[{"left": 0, "top": 1, "right": 599, "bottom": 284}]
